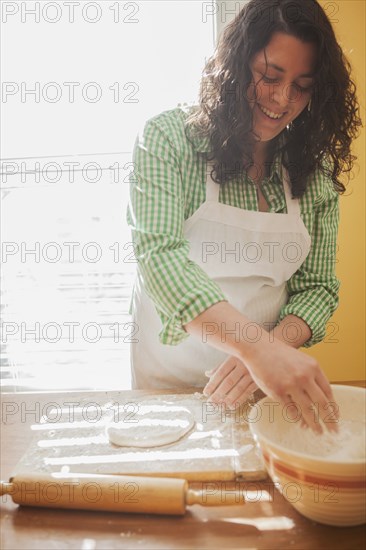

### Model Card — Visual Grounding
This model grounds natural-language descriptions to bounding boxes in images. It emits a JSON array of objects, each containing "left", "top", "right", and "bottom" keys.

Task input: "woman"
[{"left": 127, "top": 0, "right": 361, "bottom": 432}]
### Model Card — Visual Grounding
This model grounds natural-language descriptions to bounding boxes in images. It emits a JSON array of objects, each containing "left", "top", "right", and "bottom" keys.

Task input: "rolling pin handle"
[
  {"left": 186, "top": 487, "right": 245, "bottom": 507},
  {"left": 0, "top": 482, "right": 14, "bottom": 497}
]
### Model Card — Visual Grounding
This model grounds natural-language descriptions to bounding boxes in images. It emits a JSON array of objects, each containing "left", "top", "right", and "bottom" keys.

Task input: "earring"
[{"left": 308, "top": 99, "right": 312, "bottom": 112}]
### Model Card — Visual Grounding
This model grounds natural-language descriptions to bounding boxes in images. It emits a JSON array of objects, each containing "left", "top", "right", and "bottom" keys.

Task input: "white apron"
[{"left": 130, "top": 162, "right": 311, "bottom": 389}]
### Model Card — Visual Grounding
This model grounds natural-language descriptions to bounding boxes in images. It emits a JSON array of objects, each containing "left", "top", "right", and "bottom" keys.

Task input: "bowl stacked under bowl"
[{"left": 248, "top": 384, "right": 366, "bottom": 526}]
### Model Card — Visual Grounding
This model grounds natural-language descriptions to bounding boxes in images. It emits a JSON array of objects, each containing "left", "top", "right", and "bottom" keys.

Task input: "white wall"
[
  {"left": 1, "top": 1, "right": 215, "bottom": 158},
  {"left": 214, "top": 0, "right": 249, "bottom": 42}
]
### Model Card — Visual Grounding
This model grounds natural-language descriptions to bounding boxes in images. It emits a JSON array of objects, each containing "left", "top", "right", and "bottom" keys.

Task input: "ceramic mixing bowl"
[{"left": 248, "top": 384, "right": 366, "bottom": 526}]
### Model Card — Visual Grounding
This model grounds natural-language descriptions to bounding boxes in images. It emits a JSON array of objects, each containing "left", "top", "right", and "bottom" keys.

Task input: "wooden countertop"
[{"left": 1, "top": 385, "right": 365, "bottom": 550}]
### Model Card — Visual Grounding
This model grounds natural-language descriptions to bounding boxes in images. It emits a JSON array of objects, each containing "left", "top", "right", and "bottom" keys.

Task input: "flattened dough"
[{"left": 106, "top": 402, "right": 196, "bottom": 448}]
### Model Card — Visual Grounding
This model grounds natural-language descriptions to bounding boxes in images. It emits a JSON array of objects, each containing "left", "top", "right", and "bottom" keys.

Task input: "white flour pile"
[{"left": 272, "top": 419, "right": 365, "bottom": 460}]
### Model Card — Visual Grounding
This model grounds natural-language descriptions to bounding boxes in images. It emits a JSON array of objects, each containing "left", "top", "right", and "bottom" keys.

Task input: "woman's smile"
[{"left": 256, "top": 102, "right": 287, "bottom": 121}]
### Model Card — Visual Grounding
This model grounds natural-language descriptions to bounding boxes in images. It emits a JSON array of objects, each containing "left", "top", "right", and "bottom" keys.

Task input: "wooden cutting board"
[{"left": 13, "top": 392, "right": 267, "bottom": 481}]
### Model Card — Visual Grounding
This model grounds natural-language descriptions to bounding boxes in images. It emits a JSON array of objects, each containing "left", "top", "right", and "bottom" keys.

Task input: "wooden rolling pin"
[{"left": 1, "top": 472, "right": 245, "bottom": 515}]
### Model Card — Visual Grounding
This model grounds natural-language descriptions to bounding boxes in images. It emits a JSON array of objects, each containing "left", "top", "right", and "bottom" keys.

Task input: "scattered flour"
[{"left": 273, "top": 419, "right": 365, "bottom": 460}]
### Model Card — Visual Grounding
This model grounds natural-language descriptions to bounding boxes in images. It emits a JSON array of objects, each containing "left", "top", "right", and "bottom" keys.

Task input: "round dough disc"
[{"left": 106, "top": 403, "right": 196, "bottom": 448}]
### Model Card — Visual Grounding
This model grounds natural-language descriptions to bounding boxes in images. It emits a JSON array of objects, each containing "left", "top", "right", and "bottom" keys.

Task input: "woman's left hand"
[{"left": 203, "top": 355, "right": 258, "bottom": 409}]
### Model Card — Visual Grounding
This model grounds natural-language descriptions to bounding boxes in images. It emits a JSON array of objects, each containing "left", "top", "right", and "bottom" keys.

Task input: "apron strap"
[
  {"left": 282, "top": 167, "right": 300, "bottom": 216},
  {"left": 205, "top": 162, "right": 220, "bottom": 202}
]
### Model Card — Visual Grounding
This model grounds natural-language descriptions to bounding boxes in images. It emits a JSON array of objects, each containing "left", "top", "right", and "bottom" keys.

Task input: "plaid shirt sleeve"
[
  {"left": 126, "top": 116, "right": 226, "bottom": 346},
  {"left": 277, "top": 170, "right": 340, "bottom": 347}
]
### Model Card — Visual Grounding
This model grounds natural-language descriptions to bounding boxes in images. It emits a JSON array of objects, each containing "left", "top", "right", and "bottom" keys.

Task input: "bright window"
[{"left": 1, "top": 1, "right": 216, "bottom": 391}]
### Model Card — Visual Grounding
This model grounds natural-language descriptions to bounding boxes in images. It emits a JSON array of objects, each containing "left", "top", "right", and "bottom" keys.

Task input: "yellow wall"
[{"left": 304, "top": 1, "right": 366, "bottom": 381}]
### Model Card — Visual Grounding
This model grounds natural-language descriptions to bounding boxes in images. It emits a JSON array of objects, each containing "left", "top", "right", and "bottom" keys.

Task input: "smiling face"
[{"left": 248, "top": 32, "right": 317, "bottom": 147}]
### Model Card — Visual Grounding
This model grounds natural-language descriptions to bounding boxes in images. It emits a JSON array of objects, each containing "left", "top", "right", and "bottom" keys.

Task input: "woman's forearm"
[
  {"left": 184, "top": 301, "right": 312, "bottom": 355},
  {"left": 183, "top": 300, "right": 275, "bottom": 362},
  {"left": 270, "top": 314, "right": 312, "bottom": 348}
]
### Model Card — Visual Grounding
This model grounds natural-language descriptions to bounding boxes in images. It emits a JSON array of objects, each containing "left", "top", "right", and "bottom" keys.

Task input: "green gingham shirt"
[{"left": 126, "top": 106, "right": 340, "bottom": 348}]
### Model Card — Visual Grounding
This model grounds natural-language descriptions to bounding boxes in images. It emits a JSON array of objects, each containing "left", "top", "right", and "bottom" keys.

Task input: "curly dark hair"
[{"left": 184, "top": 0, "right": 362, "bottom": 197}]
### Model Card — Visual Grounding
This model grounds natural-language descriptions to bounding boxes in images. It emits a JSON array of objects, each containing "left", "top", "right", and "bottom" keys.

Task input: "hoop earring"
[{"left": 308, "top": 99, "right": 312, "bottom": 112}]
